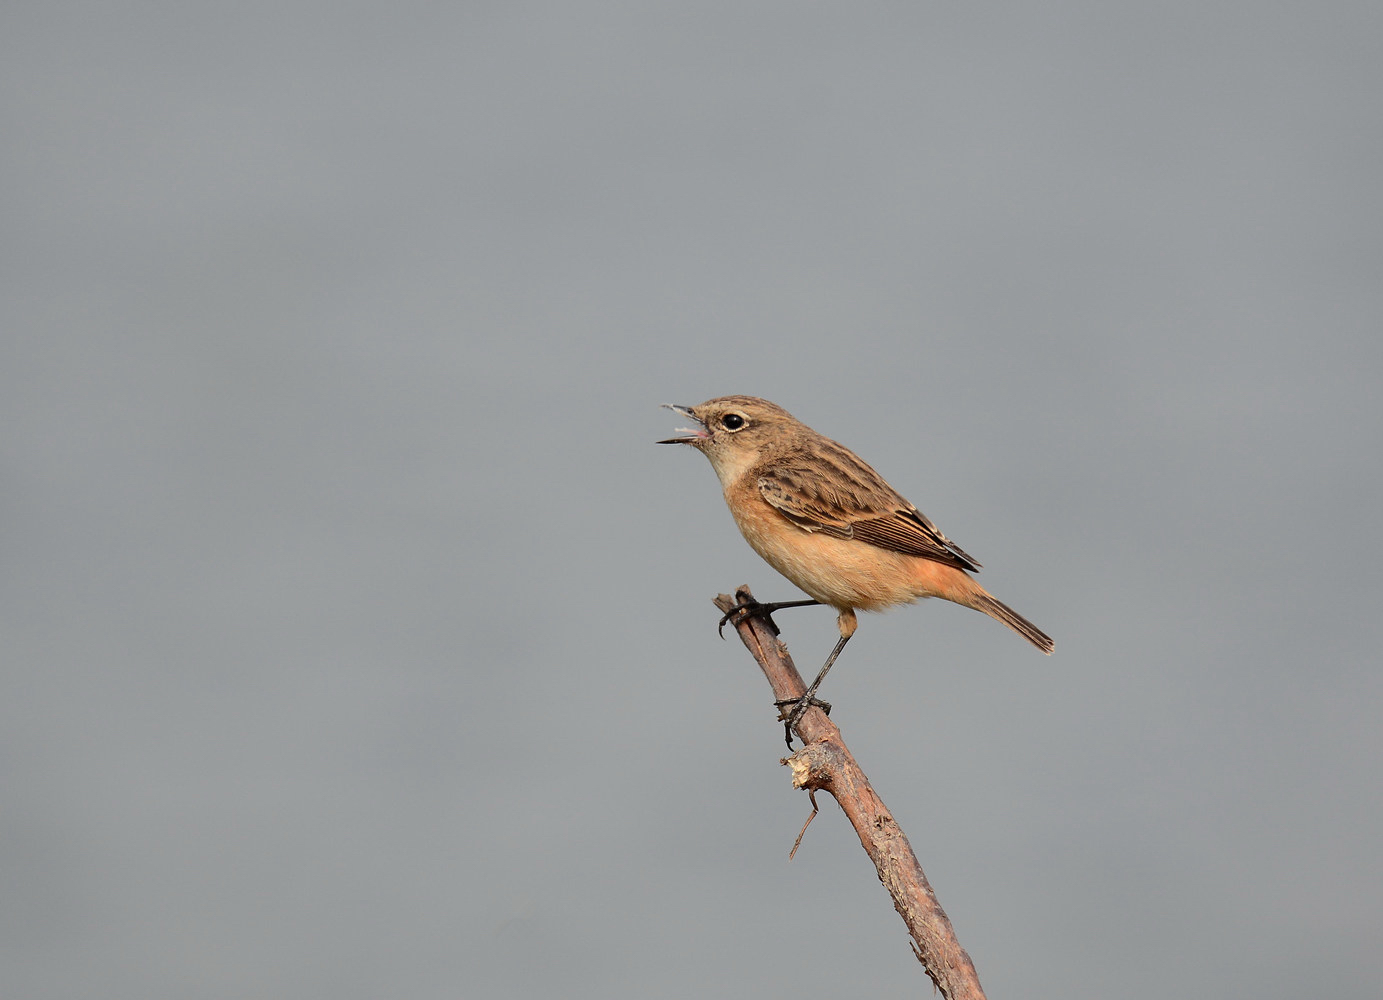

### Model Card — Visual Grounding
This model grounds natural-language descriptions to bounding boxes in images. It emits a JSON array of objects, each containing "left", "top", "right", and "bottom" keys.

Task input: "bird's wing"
[{"left": 757, "top": 467, "right": 981, "bottom": 572}]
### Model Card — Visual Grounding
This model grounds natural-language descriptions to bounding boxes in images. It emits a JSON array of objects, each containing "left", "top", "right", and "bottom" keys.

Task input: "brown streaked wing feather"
[
  {"left": 756, "top": 472, "right": 857, "bottom": 538},
  {"left": 756, "top": 467, "right": 981, "bottom": 572},
  {"left": 850, "top": 509, "right": 981, "bottom": 571}
]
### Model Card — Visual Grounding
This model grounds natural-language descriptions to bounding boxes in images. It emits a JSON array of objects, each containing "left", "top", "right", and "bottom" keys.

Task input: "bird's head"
[{"left": 659, "top": 395, "right": 802, "bottom": 485}]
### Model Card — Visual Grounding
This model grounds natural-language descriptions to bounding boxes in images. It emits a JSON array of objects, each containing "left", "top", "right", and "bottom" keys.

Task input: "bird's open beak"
[{"left": 658, "top": 403, "right": 710, "bottom": 444}]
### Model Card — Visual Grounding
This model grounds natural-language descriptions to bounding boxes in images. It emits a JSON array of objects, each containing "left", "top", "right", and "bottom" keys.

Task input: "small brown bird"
[{"left": 660, "top": 395, "right": 1052, "bottom": 742}]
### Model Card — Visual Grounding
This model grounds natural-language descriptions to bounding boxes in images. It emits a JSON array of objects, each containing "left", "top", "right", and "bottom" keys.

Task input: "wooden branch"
[{"left": 714, "top": 585, "right": 987, "bottom": 1000}]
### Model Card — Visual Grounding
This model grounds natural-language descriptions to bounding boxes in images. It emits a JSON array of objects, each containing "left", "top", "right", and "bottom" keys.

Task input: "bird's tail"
[{"left": 971, "top": 593, "right": 1054, "bottom": 654}]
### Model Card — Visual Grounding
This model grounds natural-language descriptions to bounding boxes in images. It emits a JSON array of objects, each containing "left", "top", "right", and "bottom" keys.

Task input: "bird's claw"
[
  {"left": 774, "top": 696, "right": 831, "bottom": 717},
  {"left": 718, "top": 601, "right": 772, "bottom": 638},
  {"left": 775, "top": 696, "right": 831, "bottom": 748},
  {"left": 717, "top": 598, "right": 819, "bottom": 638}
]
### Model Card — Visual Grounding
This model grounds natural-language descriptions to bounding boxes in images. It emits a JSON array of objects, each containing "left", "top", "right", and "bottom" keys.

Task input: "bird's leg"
[
  {"left": 780, "top": 609, "right": 858, "bottom": 748},
  {"left": 779, "top": 633, "right": 851, "bottom": 746},
  {"left": 717, "top": 598, "right": 821, "bottom": 638}
]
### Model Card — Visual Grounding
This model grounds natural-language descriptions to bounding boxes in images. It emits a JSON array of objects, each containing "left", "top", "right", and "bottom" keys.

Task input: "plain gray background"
[{"left": 4, "top": 3, "right": 1380, "bottom": 997}]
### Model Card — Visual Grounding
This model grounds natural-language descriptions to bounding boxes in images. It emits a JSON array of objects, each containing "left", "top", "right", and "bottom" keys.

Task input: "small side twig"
[
  {"left": 787, "top": 790, "right": 819, "bottom": 861},
  {"left": 714, "top": 585, "right": 987, "bottom": 1000}
]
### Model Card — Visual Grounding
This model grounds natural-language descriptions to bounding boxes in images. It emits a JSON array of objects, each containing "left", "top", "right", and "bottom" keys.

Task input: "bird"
[{"left": 659, "top": 395, "right": 1052, "bottom": 745}]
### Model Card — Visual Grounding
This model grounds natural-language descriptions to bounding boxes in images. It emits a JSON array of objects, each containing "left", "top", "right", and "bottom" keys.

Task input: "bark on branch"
[{"left": 714, "top": 585, "right": 987, "bottom": 1000}]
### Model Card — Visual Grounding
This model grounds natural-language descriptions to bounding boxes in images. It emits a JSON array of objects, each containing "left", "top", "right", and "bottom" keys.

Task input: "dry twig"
[
  {"left": 788, "top": 791, "right": 819, "bottom": 862},
  {"left": 714, "top": 585, "right": 987, "bottom": 1000}
]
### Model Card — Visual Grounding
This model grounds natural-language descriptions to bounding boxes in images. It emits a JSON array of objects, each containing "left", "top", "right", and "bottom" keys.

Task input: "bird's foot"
[
  {"left": 717, "top": 599, "right": 820, "bottom": 638},
  {"left": 774, "top": 695, "right": 831, "bottom": 748}
]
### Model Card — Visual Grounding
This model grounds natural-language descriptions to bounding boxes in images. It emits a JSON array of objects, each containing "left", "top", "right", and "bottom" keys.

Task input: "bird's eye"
[{"left": 721, "top": 413, "right": 746, "bottom": 431}]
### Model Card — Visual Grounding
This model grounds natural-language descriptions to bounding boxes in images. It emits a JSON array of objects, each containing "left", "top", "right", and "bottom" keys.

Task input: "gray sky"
[{"left": 4, "top": 3, "right": 1381, "bottom": 997}]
